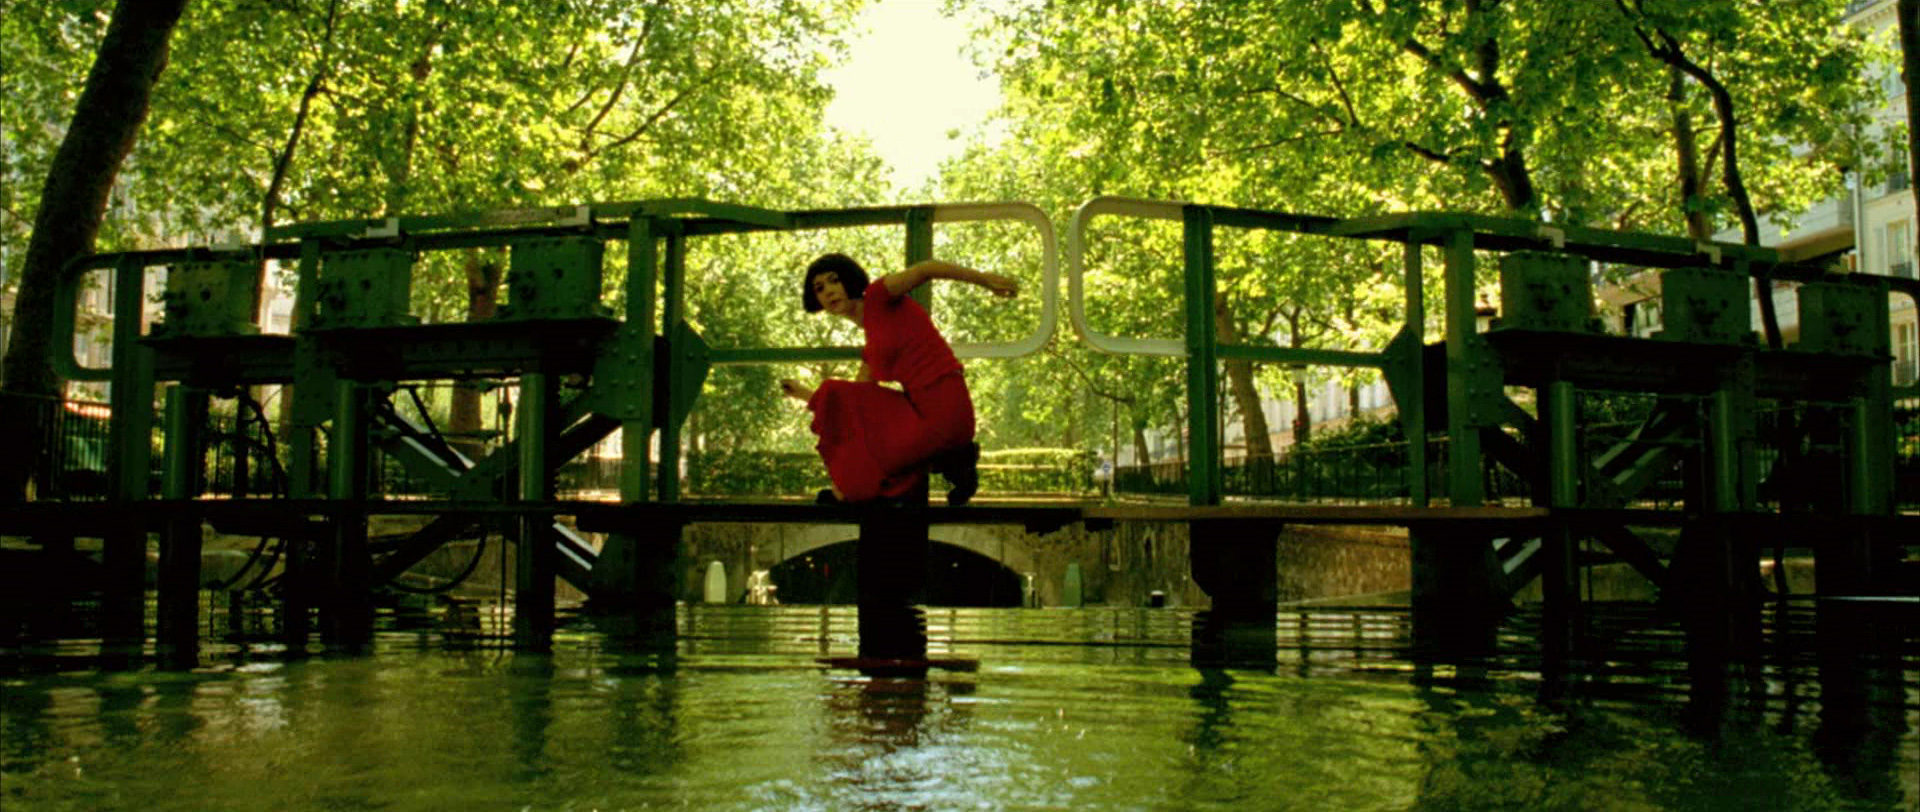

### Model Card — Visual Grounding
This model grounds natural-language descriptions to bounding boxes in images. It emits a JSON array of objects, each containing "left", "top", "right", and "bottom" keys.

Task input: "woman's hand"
[
  {"left": 981, "top": 272, "right": 1018, "bottom": 299},
  {"left": 778, "top": 379, "right": 813, "bottom": 401}
]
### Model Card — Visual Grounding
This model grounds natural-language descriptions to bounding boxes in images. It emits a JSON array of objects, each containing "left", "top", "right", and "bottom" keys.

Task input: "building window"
[
  {"left": 1888, "top": 219, "right": 1913, "bottom": 279},
  {"left": 1898, "top": 322, "right": 1919, "bottom": 387}
]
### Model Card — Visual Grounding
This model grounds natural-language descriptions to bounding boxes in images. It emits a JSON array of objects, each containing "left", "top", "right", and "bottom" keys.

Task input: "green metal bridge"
[{"left": 5, "top": 197, "right": 1916, "bottom": 669}]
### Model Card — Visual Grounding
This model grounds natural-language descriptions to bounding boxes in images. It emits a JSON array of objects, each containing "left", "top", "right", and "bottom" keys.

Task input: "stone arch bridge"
[{"left": 674, "top": 520, "right": 1411, "bottom": 609}]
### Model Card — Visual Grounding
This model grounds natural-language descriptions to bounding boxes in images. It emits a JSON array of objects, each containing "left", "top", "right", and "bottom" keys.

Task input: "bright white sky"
[{"left": 820, "top": 1, "right": 1001, "bottom": 190}]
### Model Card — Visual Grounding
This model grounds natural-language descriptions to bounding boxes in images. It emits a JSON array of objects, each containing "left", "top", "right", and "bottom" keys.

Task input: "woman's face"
[{"left": 812, "top": 271, "right": 853, "bottom": 316}]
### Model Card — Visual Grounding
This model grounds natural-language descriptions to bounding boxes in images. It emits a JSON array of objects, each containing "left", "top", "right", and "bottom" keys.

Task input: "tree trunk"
[
  {"left": 0, "top": 0, "right": 192, "bottom": 501},
  {"left": 1215, "top": 297, "right": 1274, "bottom": 473},
  {"left": 1292, "top": 379, "right": 1313, "bottom": 445},
  {"left": 1128, "top": 418, "right": 1151, "bottom": 491},
  {"left": 1175, "top": 402, "right": 1188, "bottom": 470},
  {"left": 1695, "top": 70, "right": 1781, "bottom": 347},
  {"left": 1647, "top": 28, "right": 1780, "bottom": 347},
  {"left": 1485, "top": 148, "right": 1539, "bottom": 214},
  {"left": 1901, "top": 0, "right": 1920, "bottom": 223},
  {"left": 1287, "top": 309, "right": 1313, "bottom": 445},
  {"left": 1668, "top": 67, "right": 1712, "bottom": 241}
]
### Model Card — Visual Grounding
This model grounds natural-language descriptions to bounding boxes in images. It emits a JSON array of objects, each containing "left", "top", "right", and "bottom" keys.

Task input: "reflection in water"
[
  {"left": 507, "top": 656, "right": 554, "bottom": 784},
  {"left": 1180, "top": 667, "right": 1235, "bottom": 783},
  {"left": 1812, "top": 599, "right": 1913, "bottom": 810},
  {"left": 819, "top": 676, "right": 940, "bottom": 807},
  {"left": 0, "top": 602, "right": 1913, "bottom": 811}
]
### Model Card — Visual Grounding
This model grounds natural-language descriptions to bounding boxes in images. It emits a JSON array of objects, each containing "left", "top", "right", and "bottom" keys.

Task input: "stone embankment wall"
[{"left": 678, "top": 520, "right": 1412, "bottom": 608}]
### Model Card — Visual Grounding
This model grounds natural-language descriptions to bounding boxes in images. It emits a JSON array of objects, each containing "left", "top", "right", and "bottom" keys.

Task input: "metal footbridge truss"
[{"left": 10, "top": 196, "right": 1914, "bottom": 661}]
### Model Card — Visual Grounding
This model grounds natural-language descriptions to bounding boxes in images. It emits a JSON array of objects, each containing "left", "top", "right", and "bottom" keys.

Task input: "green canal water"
[{"left": 2, "top": 602, "right": 1916, "bottom": 811}]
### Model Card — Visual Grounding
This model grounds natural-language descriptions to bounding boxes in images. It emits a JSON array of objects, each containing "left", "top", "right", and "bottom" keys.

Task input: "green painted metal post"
[
  {"left": 103, "top": 255, "right": 155, "bottom": 649},
  {"left": 1684, "top": 384, "right": 1750, "bottom": 715},
  {"left": 325, "top": 379, "right": 372, "bottom": 648},
  {"left": 622, "top": 217, "right": 657, "bottom": 502},
  {"left": 289, "top": 239, "right": 324, "bottom": 497},
  {"left": 1183, "top": 206, "right": 1221, "bottom": 506},
  {"left": 906, "top": 207, "right": 935, "bottom": 307},
  {"left": 590, "top": 216, "right": 683, "bottom": 638},
  {"left": 1411, "top": 227, "right": 1497, "bottom": 656},
  {"left": 282, "top": 239, "right": 325, "bottom": 648},
  {"left": 1402, "top": 238, "right": 1429, "bottom": 507},
  {"left": 1848, "top": 395, "right": 1874, "bottom": 510},
  {"left": 1817, "top": 395, "right": 1877, "bottom": 597},
  {"left": 1864, "top": 281, "right": 1895, "bottom": 517},
  {"left": 658, "top": 230, "right": 687, "bottom": 502},
  {"left": 516, "top": 371, "right": 556, "bottom": 651},
  {"left": 1541, "top": 379, "right": 1581, "bottom": 659},
  {"left": 157, "top": 385, "right": 209, "bottom": 666},
  {"left": 1707, "top": 389, "right": 1740, "bottom": 515},
  {"left": 1442, "top": 228, "right": 1483, "bottom": 508}
]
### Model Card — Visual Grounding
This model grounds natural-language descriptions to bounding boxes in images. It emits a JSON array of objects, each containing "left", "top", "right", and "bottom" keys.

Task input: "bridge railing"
[
  {"left": 1067, "top": 196, "right": 1420, "bottom": 506},
  {"left": 1069, "top": 195, "right": 1920, "bottom": 517},
  {"left": 701, "top": 201, "right": 1060, "bottom": 365},
  {"left": 45, "top": 198, "right": 1061, "bottom": 506}
]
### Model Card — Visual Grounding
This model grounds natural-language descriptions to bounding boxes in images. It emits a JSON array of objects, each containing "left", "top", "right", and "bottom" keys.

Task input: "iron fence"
[{"left": 1124, "top": 436, "right": 1530, "bottom": 505}]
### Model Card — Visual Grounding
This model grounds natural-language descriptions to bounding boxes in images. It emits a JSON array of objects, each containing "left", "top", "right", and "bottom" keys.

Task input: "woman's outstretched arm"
[{"left": 882, "top": 259, "right": 1018, "bottom": 299}]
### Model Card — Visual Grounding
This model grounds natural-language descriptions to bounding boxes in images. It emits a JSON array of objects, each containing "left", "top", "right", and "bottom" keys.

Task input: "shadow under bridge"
[{"left": 684, "top": 523, "right": 1037, "bottom": 608}]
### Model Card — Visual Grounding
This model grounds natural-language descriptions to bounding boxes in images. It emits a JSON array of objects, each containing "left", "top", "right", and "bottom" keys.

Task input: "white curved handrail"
[
  {"left": 1066, "top": 196, "right": 1187, "bottom": 357},
  {"left": 932, "top": 201, "right": 1058, "bottom": 360}
]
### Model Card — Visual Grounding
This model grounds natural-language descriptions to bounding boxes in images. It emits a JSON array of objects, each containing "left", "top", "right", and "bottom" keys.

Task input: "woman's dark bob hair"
[{"left": 802, "top": 253, "right": 870, "bottom": 313}]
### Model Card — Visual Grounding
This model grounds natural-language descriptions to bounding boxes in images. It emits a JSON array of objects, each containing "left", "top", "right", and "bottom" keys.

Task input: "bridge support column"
[
  {"left": 279, "top": 531, "right": 315, "bottom": 653},
  {"left": 1189, "top": 520, "right": 1277, "bottom": 668},
  {"left": 1677, "top": 387, "right": 1759, "bottom": 726},
  {"left": 1409, "top": 530, "right": 1502, "bottom": 657},
  {"left": 100, "top": 258, "right": 156, "bottom": 655},
  {"left": 98, "top": 525, "right": 148, "bottom": 661},
  {"left": 1540, "top": 380, "right": 1582, "bottom": 665},
  {"left": 1817, "top": 397, "right": 1888, "bottom": 601},
  {"left": 156, "top": 385, "right": 207, "bottom": 667},
  {"left": 323, "top": 380, "right": 373, "bottom": 650},
  {"left": 515, "top": 372, "right": 556, "bottom": 652},
  {"left": 856, "top": 500, "right": 929, "bottom": 662},
  {"left": 590, "top": 528, "right": 684, "bottom": 646}
]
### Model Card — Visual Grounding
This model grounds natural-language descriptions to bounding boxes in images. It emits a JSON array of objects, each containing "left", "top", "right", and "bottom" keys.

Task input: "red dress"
[{"left": 807, "top": 279, "right": 976, "bottom": 502}]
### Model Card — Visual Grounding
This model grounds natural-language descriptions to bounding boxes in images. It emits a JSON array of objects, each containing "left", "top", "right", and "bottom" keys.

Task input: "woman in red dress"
[{"left": 779, "top": 253, "right": 1018, "bottom": 505}]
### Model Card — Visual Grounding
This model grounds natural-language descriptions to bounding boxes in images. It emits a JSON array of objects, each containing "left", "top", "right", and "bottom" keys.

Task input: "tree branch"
[
  {"left": 580, "top": 20, "right": 652, "bottom": 147},
  {"left": 1057, "top": 351, "right": 1136, "bottom": 405},
  {"left": 261, "top": 0, "right": 339, "bottom": 237},
  {"left": 1312, "top": 38, "right": 1366, "bottom": 131},
  {"left": 1209, "top": 128, "right": 1347, "bottom": 158},
  {"left": 1404, "top": 141, "right": 1456, "bottom": 164},
  {"left": 1401, "top": 36, "right": 1494, "bottom": 104},
  {"left": 581, "top": 76, "right": 713, "bottom": 165}
]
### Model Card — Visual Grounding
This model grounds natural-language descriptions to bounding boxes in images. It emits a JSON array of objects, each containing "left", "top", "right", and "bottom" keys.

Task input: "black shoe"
[
  {"left": 816, "top": 488, "right": 841, "bottom": 505},
  {"left": 938, "top": 443, "right": 980, "bottom": 507}
]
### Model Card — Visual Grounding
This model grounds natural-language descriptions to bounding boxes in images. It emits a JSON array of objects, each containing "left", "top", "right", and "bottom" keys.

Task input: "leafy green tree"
[
  {"left": 2, "top": 0, "right": 878, "bottom": 492},
  {"left": 0, "top": 0, "right": 191, "bottom": 500},
  {"left": 1897, "top": 0, "right": 1918, "bottom": 227},
  {"left": 954, "top": 0, "right": 1881, "bottom": 467},
  {"left": 1609, "top": 0, "right": 1880, "bottom": 344}
]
